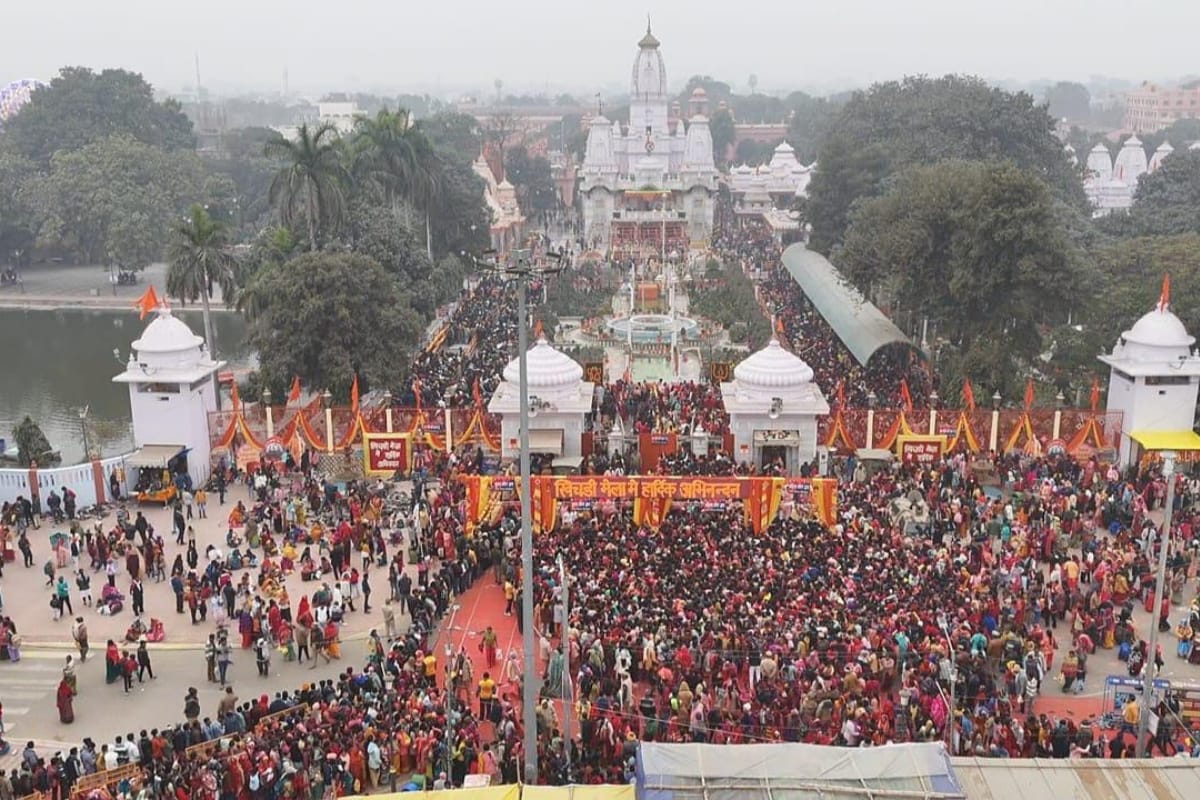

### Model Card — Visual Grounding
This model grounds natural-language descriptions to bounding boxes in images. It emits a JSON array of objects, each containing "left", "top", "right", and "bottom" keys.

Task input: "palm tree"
[
  {"left": 352, "top": 108, "right": 441, "bottom": 256},
  {"left": 166, "top": 205, "right": 241, "bottom": 399},
  {"left": 264, "top": 123, "right": 348, "bottom": 250}
]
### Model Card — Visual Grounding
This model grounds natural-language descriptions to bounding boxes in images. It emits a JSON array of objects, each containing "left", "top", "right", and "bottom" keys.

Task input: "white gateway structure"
[
  {"left": 112, "top": 308, "right": 224, "bottom": 489},
  {"left": 579, "top": 24, "right": 719, "bottom": 258}
]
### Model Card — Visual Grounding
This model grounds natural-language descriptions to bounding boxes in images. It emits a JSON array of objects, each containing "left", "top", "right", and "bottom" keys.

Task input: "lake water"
[{"left": 0, "top": 309, "right": 251, "bottom": 464}]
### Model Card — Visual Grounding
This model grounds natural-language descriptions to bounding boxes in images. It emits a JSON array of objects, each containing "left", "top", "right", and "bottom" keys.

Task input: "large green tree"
[
  {"left": 422, "top": 111, "right": 482, "bottom": 166},
  {"left": 835, "top": 160, "right": 1087, "bottom": 393},
  {"left": 0, "top": 152, "right": 41, "bottom": 267},
  {"left": 1, "top": 67, "right": 194, "bottom": 165},
  {"left": 807, "top": 75, "right": 1084, "bottom": 253},
  {"left": 264, "top": 123, "right": 348, "bottom": 250},
  {"left": 504, "top": 145, "right": 558, "bottom": 214},
  {"left": 708, "top": 108, "right": 736, "bottom": 167},
  {"left": 1126, "top": 149, "right": 1200, "bottom": 236},
  {"left": 35, "top": 134, "right": 212, "bottom": 267},
  {"left": 1043, "top": 81, "right": 1091, "bottom": 122},
  {"left": 244, "top": 252, "right": 424, "bottom": 398},
  {"left": 166, "top": 204, "right": 241, "bottom": 366}
]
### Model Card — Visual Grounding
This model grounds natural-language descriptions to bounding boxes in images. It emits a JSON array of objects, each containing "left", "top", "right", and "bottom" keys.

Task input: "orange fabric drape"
[
  {"left": 633, "top": 495, "right": 672, "bottom": 531},
  {"left": 823, "top": 410, "right": 857, "bottom": 452},
  {"left": 945, "top": 412, "right": 982, "bottom": 453},
  {"left": 743, "top": 478, "right": 784, "bottom": 534},
  {"left": 810, "top": 477, "right": 838, "bottom": 527},
  {"left": 1067, "top": 416, "right": 1106, "bottom": 454},
  {"left": 876, "top": 413, "right": 914, "bottom": 451},
  {"left": 1003, "top": 413, "right": 1037, "bottom": 453},
  {"left": 530, "top": 477, "right": 558, "bottom": 533}
]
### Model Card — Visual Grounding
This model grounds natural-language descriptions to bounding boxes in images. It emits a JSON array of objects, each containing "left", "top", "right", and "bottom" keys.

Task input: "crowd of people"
[
  {"left": 511, "top": 449, "right": 1200, "bottom": 769},
  {"left": 12, "top": 219, "right": 1200, "bottom": 800}
]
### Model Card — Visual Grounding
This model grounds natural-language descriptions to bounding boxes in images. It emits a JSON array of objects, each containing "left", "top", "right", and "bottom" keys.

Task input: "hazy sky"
[{"left": 5, "top": 0, "right": 1198, "bottom": 98}]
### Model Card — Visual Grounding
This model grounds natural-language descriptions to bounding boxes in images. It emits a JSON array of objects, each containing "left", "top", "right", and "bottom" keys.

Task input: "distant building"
[
  {"left": 578, "top": 24, "right": 719, "bottom": 258},
  {"left": 271, "top": 100, "right": 361, "bottom": 141},
  {"left": 1124, "top": 82, "right": 1200, "bottom": 133},
  {"left": 472, "top": 152, "right": 525, "bottom": 253},
  {"left": 1081, "top": 135, "right": 1177, "bottom": 215},
  {"left": 727, "top": 142, "right": 812, "bottom": 240}
]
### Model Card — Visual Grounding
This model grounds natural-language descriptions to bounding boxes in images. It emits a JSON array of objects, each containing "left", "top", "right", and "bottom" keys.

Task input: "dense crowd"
[
  {"left": 510, "top": 450, "right": 1200, "bottom": 767},
  {"left": 714, "top": 215, "right": 935, "bottom": 409}
]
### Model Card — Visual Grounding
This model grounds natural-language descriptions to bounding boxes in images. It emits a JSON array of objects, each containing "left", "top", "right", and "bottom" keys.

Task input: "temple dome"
[
  {"left": 133, "top": 308, "right": 204, "bottom": 355},
  {"left": 733, "top": 338, "right": 815, "bottom": 388},
  {"left": 1123, "top": 308, "right": 1194, "bottom": 349},
  {"left": 502, "top": 337, "right": 584, "bottom": 388}
]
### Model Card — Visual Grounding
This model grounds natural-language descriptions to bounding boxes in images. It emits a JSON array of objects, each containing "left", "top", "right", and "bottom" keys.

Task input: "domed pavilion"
[
  {"left": 721, "top": 338, "right": 830, "bottom": 472},
  {"left": 1099, "top": 282, "right": 1200, "bottom": 466},
  {"left": 112, "top": 307, "right": 225, "bottom": 489},
  {"left": 487, "top": 337, "right": 595, "bottom": 461}
]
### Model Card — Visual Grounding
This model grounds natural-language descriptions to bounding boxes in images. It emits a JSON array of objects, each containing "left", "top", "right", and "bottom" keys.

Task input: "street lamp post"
[
  {"left": 558, "top": 553, "right": 573, "bottom": 780},
  {"left": 1137, "top": 451, "right": 1176, "bottom": 757},
  {"left": 474, "top": 245, "right": 562, "bottom": 783},
  {"left": 78, "top": 406, "right": 90, "bottom": 462},
  {"left": 937, "top": 612, "right": 956, "bottom": 754}
]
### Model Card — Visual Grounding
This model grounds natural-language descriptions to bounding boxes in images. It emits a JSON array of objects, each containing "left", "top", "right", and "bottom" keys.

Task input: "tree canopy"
[
  {"left": 35, "top": 135, "right": 214, "bottom": 267},
  {"left": 1, "top": 67, "right": 194, "bottom": 165},
  {"left": 835, "top": 160, "right": 1086, "bottom": 394},
  {"left": 807, "top": 75, "right": 1084, "bottom": 254},
  {"left": 245, "top": 252, "right": 425, "bottom": 399},
  {"left": 504, "top": 145, "right": 558, "bottom": 214},
  {"left": 1043, "top": 81, "right": 1091, "bottom": 122},
  {"left": 1127, "top": 149, "right": 1200, "bottom": 236}
]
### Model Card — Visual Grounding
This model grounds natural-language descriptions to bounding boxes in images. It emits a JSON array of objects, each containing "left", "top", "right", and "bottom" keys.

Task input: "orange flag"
[
  {"left": 775, "top": 317, "right": 785, "bottom": 337},
  {"left": 1090, "top": 377, "right": 1100, "bottom": 413},
  {"left": 350, "top": 374, "right": 360, "bottom": 412},
  {"left": 962, "top": 379, "right": 976, "bottom": 412},
  {"left": 473, "top": 376, "right": 484, "bottom": 409},
  {"left": 533, "top": 319, "right": 544, "bottom": 340},
  {"left": 287, "top": 376, "right": 301, "bottom": 405},
  {"left": 1024, "top": 378, "right": 1035, "bottom": 411},
  {"left": 230, "top": 379, "right": 241, "bottom": 410},
  {"left": 835, "top": 379, "right": 846, "bottom": 410},
  {"left": 412, "top": 378, "right": 423, "bottom": 413},
  {"left": 1159, "top": 273, "right": 1171, "bottom": 312},
  {"left": 899, "top": 379, "right": 913, "bottom": 412},
  {"left": 134, "top": 285, "right": 161, "bottom": 320}
]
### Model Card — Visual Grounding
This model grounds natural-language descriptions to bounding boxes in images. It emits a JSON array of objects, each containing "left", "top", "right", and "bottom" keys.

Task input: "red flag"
[
  {"left": 1158, "top": 273, "right": 1171, "bottom": 312},
  {"left": 899, "top": 380, "right": 913, "bottom": 412},
  {"left": 962, "top": 379, "right": 976, "bottom": 412},
  {"left": 473, "top": 376, "right": 484, "bottom": 408},
  {"left": 134, "top": 285, "right": 161, "bottom": 320},
  {"left": 350, "top": 374, "right": 359, "bottom": 412},
  {"left": 287, "top": 375, "right": 301, "bottom": 405},
  {"left": 1090, "top": 377, "right": 1100, "bottom": 413},
  {"left": 1024, "top": 378, "right": 1035, "bottom": 411}
]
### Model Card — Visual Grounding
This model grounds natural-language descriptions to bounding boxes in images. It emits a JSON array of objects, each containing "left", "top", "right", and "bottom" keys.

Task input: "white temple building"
[
  {"left": 578, "top": 23, "right": 719, "bottom": 258},
  {"left": 721, "top": 339, "right": 830, "bottom": 472},
  {"left": 1099, "top": 288, "right": 1200, "bottom": 468},
  {"left": 1083, "top": 136, "right": 1177, "bottom": 216},
  {"left": 472, "top": 152, "right": 525, "bottom": 253},
  {"left": 728, "top": 141, "right": 813, "bottom": 240},
  {"left": 488, "top": 337, "right": 595, "bottom": 460},
  {"left": 112, "top": 308, "right": 224, "bottom": 489}
]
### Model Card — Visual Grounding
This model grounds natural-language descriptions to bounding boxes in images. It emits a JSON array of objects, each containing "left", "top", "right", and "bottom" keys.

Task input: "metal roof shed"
[{"left": 780, "top": 244, "right": 917, "bottom": 367}]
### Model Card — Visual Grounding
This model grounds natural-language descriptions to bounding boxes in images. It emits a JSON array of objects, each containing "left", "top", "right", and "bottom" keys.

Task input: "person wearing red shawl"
[
  {"left": 56, "top": 677, "right": 75, "bottom": 723},
  {"left": 296, "top": 596, "right": 313, "bottom": 628},
  {"left": 268, "top": 601, "right": 283, "bottom": 640},
  {"left": 104, "top": 639, "right": 121, "bottom": 684}
]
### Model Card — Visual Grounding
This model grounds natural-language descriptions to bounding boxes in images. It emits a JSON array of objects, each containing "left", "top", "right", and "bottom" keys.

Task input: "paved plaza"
[{"left": 0, "top": 488, "right": 425, "bottom": 760}]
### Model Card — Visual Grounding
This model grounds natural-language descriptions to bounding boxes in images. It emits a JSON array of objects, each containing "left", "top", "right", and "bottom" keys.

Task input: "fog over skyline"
[{"left": 6, "top": 0, "right": 1199, "bottom": 98}]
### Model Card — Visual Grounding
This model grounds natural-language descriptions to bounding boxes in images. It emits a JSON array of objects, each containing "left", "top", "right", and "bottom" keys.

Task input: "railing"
[{"left": 0, "top": 454, "right": 128, "bottom": 507}]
